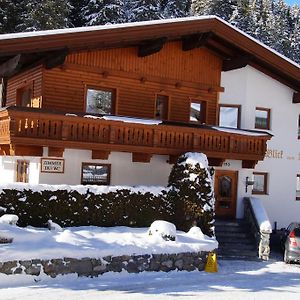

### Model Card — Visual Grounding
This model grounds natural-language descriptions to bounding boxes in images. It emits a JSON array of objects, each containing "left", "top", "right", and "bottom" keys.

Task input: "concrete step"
[{"left": 215, "top": 218, "right": 258, "bottom": 261}]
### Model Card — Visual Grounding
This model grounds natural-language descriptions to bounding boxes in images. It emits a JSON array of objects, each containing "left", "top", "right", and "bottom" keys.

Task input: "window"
[
  {"left": 219, "top": 104, "right": 241, "bottom": 128},
  {"left": 255, "top": 107, "right": 270, "bottom": 130},
  {"left": 86, "top": 87, "right": 115, "bottom": 114},
  {"left": 17, "top": 85, "right": 32, "bottom": 107},
  {"left": 155, "top": 94, "right": 169, "bottom": 120},
  {"left": 16, "top": 160, "right": 29, "bottom": 183},
  {"left": 252, "top": 172, "right": 268, "bottom": 195},
  {"left": 81, "top": 163, "right": 111, "bottom": 185},
  {"left": 296, "top": 175, "right": 300, "bottom": 200},
  {"left": 190, "top": 101, "right": 207, "bottom": 124}
]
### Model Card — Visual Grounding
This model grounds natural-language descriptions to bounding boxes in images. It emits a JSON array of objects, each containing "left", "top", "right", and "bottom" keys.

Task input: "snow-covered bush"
[
  {"left": 47, "top": 220, "right": 63, "bottom": 232},
  {"left": 187, "top": 226, "right": 205, "bottom": 239},
  {"left": 148, "top": 220, "right": 176, "bottom": 241},
  {"left": 0, "top": 214, "right": 19, "bottom": 225},
  {"left": 167, "top": 152, "right": 215, "bottom": 236}
]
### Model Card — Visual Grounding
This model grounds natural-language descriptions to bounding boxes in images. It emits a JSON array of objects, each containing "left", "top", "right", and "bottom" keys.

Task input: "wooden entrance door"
[{"left": 214, "top": 170, "right": 238, "bottom": 218}]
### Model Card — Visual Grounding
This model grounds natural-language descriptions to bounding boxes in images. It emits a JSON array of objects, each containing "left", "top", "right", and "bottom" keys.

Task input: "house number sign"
[{"left": 41, "top": 158, "right": 65, "bottom": 173}]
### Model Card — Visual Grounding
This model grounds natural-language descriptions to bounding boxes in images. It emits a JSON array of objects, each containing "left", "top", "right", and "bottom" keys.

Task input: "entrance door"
[{"left": 214, "top": 170, "right": 238, "bottom": 219}]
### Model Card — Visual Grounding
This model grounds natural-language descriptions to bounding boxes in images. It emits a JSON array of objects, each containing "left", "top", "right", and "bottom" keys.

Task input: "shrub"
[{"left": 167, "top": 152, "right": 215, "bottom": 236}]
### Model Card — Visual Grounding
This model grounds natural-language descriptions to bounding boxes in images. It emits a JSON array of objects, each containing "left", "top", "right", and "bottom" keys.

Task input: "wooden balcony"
[{"left": 0, "top": 107, "right": 271, "bottom": 167}]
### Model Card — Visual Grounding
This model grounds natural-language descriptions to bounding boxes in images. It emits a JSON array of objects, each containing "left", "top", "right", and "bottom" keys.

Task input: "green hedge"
[
  {"left": 0, "top": 188, "right": 173, "bottom": 228},
  {"left": 0, "top": 153, "right": 215, "bottom": 235}
]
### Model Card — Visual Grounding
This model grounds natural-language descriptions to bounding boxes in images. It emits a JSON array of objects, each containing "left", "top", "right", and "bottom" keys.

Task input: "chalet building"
[{"left": 0, "top": 17, "right": 299, "bottom": 228}]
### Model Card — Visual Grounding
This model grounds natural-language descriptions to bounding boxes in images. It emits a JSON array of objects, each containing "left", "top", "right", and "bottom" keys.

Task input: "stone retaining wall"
[{"left": 0, "top": 251, "right": 209, "bottom": 277}]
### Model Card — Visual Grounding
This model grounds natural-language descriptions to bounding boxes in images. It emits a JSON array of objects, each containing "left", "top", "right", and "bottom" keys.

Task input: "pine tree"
[
  {"left": 0, "top": 0, "right": 23, "bottom": 33},
  {"left": 82, "top": 0, "right": 126, "bottom": 26},
  {"left": 191, "top": 0, "right": 213, "bottom": 15},
  {"left": 17, "top": 0, "right": 71, "bottom": 32},
  {"left": 163, "top": 0, "right": 191, "bottom": 18},
  {"left": 129, "top": 0, "right": 161, "bottom": 22},
  {"left": 167, "top": 152, "right": 215, "bottom": 235},
  {"left": 69, "top": 0, "right": 88, "bottom": 27}
]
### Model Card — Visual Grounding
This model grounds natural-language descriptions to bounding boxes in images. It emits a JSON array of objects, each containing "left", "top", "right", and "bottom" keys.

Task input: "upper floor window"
[
  {"left": 219, "top": 104, "right": 241, "bottom": 128},
  {"left": 255, "top": 107, "right": 270, "bottom": 130},
  {"left": 81, "top": 163, "right": 111, "bottom": 185},
  {"left": 252, "top": 172, "right": 268, "bottom": 195},
  {"left": 16, "top": 160, "right": 29, "bottom": 183},
  {"left": 86, "top": 87, "right": 115, "bottom": 115},
  {"left": 17, "top": 85, "right": 32, "bottom": 107},
  {"left": 155, "top": 94, "right": 169, "bottom": 120},
  {"left": 190, "top": 100, "right": 207, "bottom": 124}
]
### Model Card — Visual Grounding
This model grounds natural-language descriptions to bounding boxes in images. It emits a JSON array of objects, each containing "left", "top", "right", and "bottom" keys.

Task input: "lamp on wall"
[{"left": 245, "top": 176, "right": 255, "bottom": 193}]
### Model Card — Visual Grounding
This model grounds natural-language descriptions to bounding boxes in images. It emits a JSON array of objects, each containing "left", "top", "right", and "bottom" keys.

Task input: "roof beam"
[
  {"left": 0, "top": 54, "right": 27, "bottom": 77},
  {"left": 182, "top": 32, "right": 212, "bottom": 51},
  {"left": 138, "top": 37, "right": 167, "bottom": 57},
  {"left": 222, "top": 54, "right": 254, "bottom": 71},
  {"left": 44, "top": 49, "right": 68, "bottom": 69},
  {"left": 292, "top": 92, "right": 300, "bottom": 104}
]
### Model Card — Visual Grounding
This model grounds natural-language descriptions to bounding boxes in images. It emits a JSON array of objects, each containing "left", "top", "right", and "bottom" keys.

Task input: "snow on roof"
[
  {"left": 0, "top": 15, "right": 298, "bottom": 70},
  {"left": 84, "top": 115, "right": 162, "bottom": 125},
  {"left": 212, "top": 126, "right": 271, "bottom": 137}
]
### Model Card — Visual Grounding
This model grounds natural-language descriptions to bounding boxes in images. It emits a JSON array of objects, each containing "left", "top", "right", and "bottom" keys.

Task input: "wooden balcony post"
[
  {"left": 61, "top": 121, "right": 69, "bottom": 140},
  {"left": 109, "top": 125, "right": 116, "bottom": 144}
]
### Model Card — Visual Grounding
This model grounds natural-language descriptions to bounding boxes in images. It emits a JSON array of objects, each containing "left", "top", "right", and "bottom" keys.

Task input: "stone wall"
[{"left": 0, "top": 251, "right": 209, "bottom": 277}]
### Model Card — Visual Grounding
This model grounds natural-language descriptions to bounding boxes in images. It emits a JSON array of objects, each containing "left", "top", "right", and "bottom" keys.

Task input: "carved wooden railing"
[{"left": 0, "top": 107, "right": 271, "bottom": 159}]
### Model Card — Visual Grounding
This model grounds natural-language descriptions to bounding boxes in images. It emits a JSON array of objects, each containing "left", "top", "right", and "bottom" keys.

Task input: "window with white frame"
[{"left": 219, "top": 104, "right": 241, "bottom": 128}]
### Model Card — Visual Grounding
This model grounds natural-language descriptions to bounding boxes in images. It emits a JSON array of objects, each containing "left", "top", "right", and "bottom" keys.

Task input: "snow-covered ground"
[
  {"left": 0, "top": 259, "right": 299, "bottom": 300},
  {"left": 0, "top": 222, "right": 217, "bottom": 261}
]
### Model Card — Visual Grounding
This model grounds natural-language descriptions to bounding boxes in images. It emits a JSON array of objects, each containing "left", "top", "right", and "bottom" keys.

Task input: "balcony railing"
[{"left": 0, "top": 107, "right": 271, "bottom": 161}]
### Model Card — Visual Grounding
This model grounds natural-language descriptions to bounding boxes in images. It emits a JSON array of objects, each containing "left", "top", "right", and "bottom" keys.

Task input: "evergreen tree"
[
  {"left": 163, "top": 0, "right": 191, "bottom": 18},
  {"left": 17, "top": 0, "right": 71, "bottom": 32},
  {"left": 129, "top": 0, "right": 161, "bottom": 22},
  {"left": 0, "top": 0, "right": 23, "bottom": 33},
  {"left": 191, "top": 0, "right": 213, "bottom": 15},
  {"left": 167, "top": 152, "right": 215, "bottom": 235},
  {"left": 69, "top": 0, "right": 88, "bottom": 27},
  {"left": 82, "top": 0, "right": 126, "bottom": 26}
]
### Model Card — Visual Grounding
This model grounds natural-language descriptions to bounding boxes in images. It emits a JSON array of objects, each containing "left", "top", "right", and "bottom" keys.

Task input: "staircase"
[{"left": 215, "top": 219, "right": 259, "bottom": 261}]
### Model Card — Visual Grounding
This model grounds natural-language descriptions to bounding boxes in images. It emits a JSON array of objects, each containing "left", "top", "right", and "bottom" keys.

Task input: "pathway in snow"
[{"left": 0, "top": 258, "right": 300, "bottom": 300}]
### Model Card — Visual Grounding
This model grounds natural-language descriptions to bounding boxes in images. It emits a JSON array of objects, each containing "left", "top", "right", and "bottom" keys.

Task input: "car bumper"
[{"left": 286, "top": 249, "right": 300, "bottom": 262}]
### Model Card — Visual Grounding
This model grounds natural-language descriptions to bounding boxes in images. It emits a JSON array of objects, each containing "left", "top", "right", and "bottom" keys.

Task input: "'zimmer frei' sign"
[{"left": 41, "top": 158, "right": 65, "bottom": 173}]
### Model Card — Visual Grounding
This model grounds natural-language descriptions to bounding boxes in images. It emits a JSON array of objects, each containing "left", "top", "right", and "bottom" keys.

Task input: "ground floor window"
[
  {"left": 16, "top": 160, "right": 29, "bottom": 183},
  {"left": 81, "top": 163, "right": 111, "bottom": 185},
  {"left": 252, "top": 172, "right": 268, "bottom": 195},
  {"left": 296, "top": 174, "right": 300, "bottom": 200}
]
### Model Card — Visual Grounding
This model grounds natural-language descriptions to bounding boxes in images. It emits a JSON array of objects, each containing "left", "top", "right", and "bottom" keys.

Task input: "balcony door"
[{"left": 214, "top": 170, "right": 238, "bottom": 218}]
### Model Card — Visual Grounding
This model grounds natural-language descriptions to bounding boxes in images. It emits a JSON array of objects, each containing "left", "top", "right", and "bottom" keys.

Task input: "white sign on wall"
[{"left": 41, "top": 158, "right": 65, "bottom": 173}]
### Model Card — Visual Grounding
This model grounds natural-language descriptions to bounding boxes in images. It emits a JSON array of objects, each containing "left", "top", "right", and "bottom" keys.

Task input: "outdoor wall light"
[{"left": 245, "top": 176, "right": 255, "bottom": 193}]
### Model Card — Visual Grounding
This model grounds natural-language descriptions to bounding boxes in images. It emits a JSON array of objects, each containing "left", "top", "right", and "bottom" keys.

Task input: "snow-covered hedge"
[
  {"left": 0, "top": 152, "right": 215, "bottom": 235},
  {"left": 0, "top": 187, "right": 173, "bottom": 228}
]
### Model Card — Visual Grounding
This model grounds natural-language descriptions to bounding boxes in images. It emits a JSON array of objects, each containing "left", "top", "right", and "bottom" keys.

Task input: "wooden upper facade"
[{"left": 1, "top": 16, "right": 288, "bottom": 166}]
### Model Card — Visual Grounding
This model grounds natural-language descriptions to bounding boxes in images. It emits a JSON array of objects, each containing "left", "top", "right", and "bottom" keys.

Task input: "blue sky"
[{"left": 285, "top": 0, "right": 300, "bottom": 5}]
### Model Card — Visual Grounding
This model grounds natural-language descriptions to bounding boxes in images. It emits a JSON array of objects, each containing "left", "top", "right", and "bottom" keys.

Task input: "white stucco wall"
[
  {"left": 39, "top": 149, "right": 172, "bottom": 186},
  {"left": 221, "top": 65, "right": 300, "bottom": 228},
  {"left": 0, "top": 150, "right": 172, "bottom": 187},
  {"left": 0, "top": 156, "right": 40, "bottom": 184}
]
